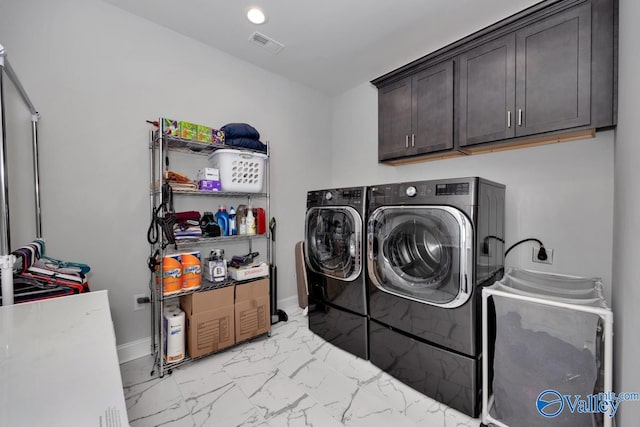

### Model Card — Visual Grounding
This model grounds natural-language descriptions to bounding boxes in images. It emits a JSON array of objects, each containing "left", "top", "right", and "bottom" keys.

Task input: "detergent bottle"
[
  {"left": 255, "top": 207, "right": 266, "bottom": 235},
  {"left": 246, "top": 206, "right": 256, "bottom": 235},
  {"left": 215, "top": 205, "right": 229, "bottom": 236},
  {"left": 229, "top": 206, "right": 237, "bottom": 235}
]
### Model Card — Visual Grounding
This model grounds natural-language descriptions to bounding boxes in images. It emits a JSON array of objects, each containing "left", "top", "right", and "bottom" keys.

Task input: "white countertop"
[{"left": 0, "top": 290, "right": 128, "bottom": 426}]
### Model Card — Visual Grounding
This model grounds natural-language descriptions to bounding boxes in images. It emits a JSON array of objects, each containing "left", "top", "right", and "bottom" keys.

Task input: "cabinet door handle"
[
  {"left": 405, "top": 135, "right": 409, "bottom": 149},
  {"left": 411, "top": 134, "right": 415, "bottom": 147},
  {"left": 507, "top": 111, "right": 512, "bottom": 128},
  {"left": 518, "top": 109, "right": 523, "bottom": 126}
]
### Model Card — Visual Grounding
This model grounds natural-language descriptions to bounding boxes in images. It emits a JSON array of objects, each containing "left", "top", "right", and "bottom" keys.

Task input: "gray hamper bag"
[{"left": 489, "top": 268, "right": 608, "bottom": 427}]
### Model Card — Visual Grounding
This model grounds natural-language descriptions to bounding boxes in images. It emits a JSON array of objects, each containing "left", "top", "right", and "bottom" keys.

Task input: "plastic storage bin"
[
  {"left": 482, "top": 268, "right": 613, "bottom": 427},
  {"left": 208, "top": 149, "right": 266, "bottom": 193}
]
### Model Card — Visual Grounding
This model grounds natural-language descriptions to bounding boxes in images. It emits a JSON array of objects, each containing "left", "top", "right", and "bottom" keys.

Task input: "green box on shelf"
[
  {"left": 197, "top": 125, "right": 213, "bottom": 143},
  {"left": 179, "top": 121, "right": 197, "bottom": 140},
  {"left": 162, "top": 118, "right": 179, "bottom": 136}
]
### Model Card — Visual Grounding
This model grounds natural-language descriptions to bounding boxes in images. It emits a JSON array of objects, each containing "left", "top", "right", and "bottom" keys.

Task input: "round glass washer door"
[
  {"left": 367, "top": 206, "right": 473, "bottom": 308},
  {"left": 305, "top": 206, "right": 362, "bottom": 281}
]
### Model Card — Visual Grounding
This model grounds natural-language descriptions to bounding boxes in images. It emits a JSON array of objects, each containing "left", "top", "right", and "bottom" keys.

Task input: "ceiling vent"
[{"left": 249, "top": 31, "right": 284, "bottom": 55}]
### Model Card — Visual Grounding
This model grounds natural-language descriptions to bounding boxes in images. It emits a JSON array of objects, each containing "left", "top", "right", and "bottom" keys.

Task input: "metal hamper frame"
[{"left": 481, "top": 285, "right": 614, "bottom": 427}]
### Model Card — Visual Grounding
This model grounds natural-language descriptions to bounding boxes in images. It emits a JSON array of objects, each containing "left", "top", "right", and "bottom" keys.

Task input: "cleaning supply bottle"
[
  {"left": 246, "top": 206, "right": 256, "bottom": 235},
  {"left": 239, "top": 217, "right": 247, "bottom": 235},
  {"left": 255, "top": 207, "right": 266, "bottom": 235},
  {"left": 236, "top": 204, "right": 247, "bottom": 233},
  {"left": 215, "top": 205, "right": 229, "bottom": 236},
  {"left": 229, "top": 206, "right": 237, "bottom": 235}
]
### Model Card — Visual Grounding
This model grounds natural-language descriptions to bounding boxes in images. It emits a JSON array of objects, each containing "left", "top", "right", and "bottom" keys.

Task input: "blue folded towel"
[
  {"left": 226, "top": 137, "right": 267, "bottom": 153},
  {"left": 221, "top": 123, "right": 260, "bottom": 140}
]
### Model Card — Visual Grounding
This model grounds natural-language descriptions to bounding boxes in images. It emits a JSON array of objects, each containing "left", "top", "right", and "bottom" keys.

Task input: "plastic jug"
[
  {"left": 236, "top": 204, "right": 247, "bottom": 234},
  {"left": 246, "top": 207, "right": 256, "bottom": 235},
  {"left": 255, "top": 208, "right": 266, "bottom": 235},
  {"left": 215, "top": 205, "right": 229, "bottom": 236}
]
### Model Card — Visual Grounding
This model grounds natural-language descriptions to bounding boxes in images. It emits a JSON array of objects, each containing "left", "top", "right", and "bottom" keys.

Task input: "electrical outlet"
[
  {"left": 532, "top": 247, "right": 553, "bottom": 265},
  {"left": 134, "top": 293, "right": 147, "bottom": 311},
  {"left": 480, "top": 243, "right": 491, "bottom": 257}
]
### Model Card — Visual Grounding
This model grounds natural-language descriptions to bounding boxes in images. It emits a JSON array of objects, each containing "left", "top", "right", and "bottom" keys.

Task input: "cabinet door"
[
  {"left": 378, "top": 77, "right": 413, "bottom": 160},
  {"left": 515, "top": 3, "right": 591, "bottom": 136},
  {"left": 459, "top": 35, "right": 516, "bottom": 147},
  {"left": 412, "top": 61, "right": 454, "bottom": 154}
]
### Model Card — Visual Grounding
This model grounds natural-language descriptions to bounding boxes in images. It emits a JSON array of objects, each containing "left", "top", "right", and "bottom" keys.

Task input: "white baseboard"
[
  {"left": 117, "top": 337, "right": 151, "bottom": 364},
  {"left": 278, "top": 295, "right": 299, "bottom": 310}
]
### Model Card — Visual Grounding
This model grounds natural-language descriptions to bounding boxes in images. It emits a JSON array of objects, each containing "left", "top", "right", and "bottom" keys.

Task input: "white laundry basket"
[
  {"left": 481, "top": 268, "right": 614, "bottom": 427},
  {"left": 208, "top": 149, "right": 267, "bottom": 193}
]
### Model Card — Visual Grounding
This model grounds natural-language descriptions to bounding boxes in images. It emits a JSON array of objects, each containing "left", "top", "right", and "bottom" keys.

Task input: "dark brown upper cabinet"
[
  {"left": 378, "top": 61, "right": 454, "bottom": 161},
  {"left": 372, "top": 0, "right": 616, "bottom": 163},
  {"left": 459, "top": 4, "right": 591, "bottom": 147},
  {"left": 459, "top": 35, "right": 516, "bottom": 146},
  {"left": 515, "top": 3, "right": 591, "bottom": 136}
]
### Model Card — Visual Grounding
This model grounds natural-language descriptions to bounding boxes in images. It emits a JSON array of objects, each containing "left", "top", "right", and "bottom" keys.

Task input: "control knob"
[{"left": 406, "top": 186, "right": 417, "bottom": 197}]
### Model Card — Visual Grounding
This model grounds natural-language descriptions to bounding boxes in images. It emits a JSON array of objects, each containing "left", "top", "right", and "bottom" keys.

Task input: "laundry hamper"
[
  {"left": 208, "top": 149, "right": 267, "bottom": 193},
  {"left": 481, "top": 268, "right": 613, "bottom": 427}
]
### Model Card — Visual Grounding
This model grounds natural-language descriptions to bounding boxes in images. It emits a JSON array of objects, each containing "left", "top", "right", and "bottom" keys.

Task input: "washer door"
[
  {"left": 305, "top": 206, "right": 362, "bottom": 281},
  {"left": 367, "top": 206, "right": 473, "bottom": 308}
]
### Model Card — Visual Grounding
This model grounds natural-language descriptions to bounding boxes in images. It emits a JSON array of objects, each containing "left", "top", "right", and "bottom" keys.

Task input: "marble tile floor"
[{"left": 120, "top": 305, "right": 480, "bottom": 427}]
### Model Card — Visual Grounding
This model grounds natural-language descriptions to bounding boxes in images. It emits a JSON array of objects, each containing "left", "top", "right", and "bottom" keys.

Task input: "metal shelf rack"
[{"left": 148, "top": 119, "right": 272, "bottom": 378}]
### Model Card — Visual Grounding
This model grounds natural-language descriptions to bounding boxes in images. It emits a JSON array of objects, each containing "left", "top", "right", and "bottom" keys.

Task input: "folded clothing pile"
[
  {"left": 173, "top": 211, "right": 202, "bottom": 240},
  {"left": 166, "top": 170, "right": 196, "bottom": 191},
  {"left": 220, "top": 123, "right": 267, "bottom": 153},
  {"left": 2, "top": 239, "right": 90, "bottom": 304}
]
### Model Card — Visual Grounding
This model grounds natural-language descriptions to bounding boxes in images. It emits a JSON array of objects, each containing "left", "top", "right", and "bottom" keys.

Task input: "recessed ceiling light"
[{"left": 247, "top": 7, "right": 267, "bottom": 25}]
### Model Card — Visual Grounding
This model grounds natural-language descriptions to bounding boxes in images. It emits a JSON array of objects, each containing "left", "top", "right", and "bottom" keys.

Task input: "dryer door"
[
  {"left": 367, "top": 206, "right": 473, "bottom": 308},
  {"left": 305, "top": 206, "right": 362, "bottom": 281}
]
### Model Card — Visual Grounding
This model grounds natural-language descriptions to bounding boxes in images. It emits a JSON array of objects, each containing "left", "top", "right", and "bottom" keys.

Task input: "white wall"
[
  {"left": 331, "top": 83, "right": 614, "bottom": 300},
  {"left": 0, "top": 0, "right": 330, "bottom": 350},
  {"left": 613, "top": 0, "right": 640, "bottom": 424},
  {"left": 4, "top": 4, "right": 636, "bottom": 417}
]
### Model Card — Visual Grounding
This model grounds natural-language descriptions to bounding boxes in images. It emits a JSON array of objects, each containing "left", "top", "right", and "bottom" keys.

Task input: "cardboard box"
[
  {"left": 162, "top": 118, "right": 179, "bottom": 136},
  {"left": 197, "top": 125, "right": 213, "bottom": 143},
  {"left": 180, "top": 286, "right": 235, "bottom": 358},
  {"left": 197, "top": 180, "right": 221, "bottom": 191},
  {"left": 197, "top": 168, "right": 220, "bottom": 181},
  {"left": 212, "top": 129, "right": 225, "bottom": 144},
  {"left": 179, "top": 121, "right": 197, "bottom": 140},
  {"left": 228, "top": 263, "right": 269, "bottom": 281},
  {"left": 235, "top": 279, "right": 270, "bottom": 342}
]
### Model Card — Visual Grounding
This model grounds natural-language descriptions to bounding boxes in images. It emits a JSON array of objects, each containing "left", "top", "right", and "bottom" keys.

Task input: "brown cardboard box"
[
  {"left": 235, "top": 279, "right": 270, "bottom": 342},
  {"left": 180, "top": 286, "right": 235, "bottom": 358}
]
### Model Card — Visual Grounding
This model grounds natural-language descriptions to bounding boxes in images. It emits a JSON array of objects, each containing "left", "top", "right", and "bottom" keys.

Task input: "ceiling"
[{"left": 103, "top": 0, "right": 540, "bottom": 95}]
